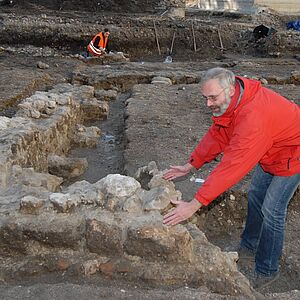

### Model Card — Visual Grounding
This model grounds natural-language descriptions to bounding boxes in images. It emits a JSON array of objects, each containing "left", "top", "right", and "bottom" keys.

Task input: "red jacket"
[{"left": 190, "top": 77, "right": 300, "bottom": 206}]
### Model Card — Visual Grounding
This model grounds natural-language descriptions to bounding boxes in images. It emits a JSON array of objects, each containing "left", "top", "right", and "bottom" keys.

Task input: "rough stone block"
[
  {"left": 141, "top": 186, "right": 173, "bottom": 211},
  {"left": 94, "top": 89, "right": 118, "bottom": 101},
  {"left": 50, "top": 83, "right": 95, "bottom": 102},
  {"left": 20, "top": 195, "right": 45, "bottom": 214},
  {"left": 124, "top": 215, "right": 193, "bottom": 263},
  {"left": 66, "top": 180, "right": 104, "bottom": 206},
  {"left": 86, "top": 214, "right": 126, "bottom": 256},
  {"left": 49, "top": 193, "right": 80, "bottom": 213},
  {"left": 96, "top": 174, "right": 141, "bottom": 198},
  {"left": 81, "top": 99, "right": 109, "bottom": 121},
  {"left": 48, "top": 155, "right": 88, "bottom": 179},
  {"left": 22, "top": 213, "right": 85, "bottom": 249},
  {"left": 72, "top": 124, "right": 101, "bottom": 148},
  {"left": 80, "top": 257, "right": 109, "bottom": 276},
  {"left": 17, "top": 168, "right": 63, "bottom": 192},
  {"left": 121, "top": 195, "right": 143, "bottom": 213}
]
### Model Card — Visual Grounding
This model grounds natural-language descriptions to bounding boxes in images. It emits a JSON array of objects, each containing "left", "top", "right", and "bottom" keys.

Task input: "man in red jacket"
[{"left": 163, "top": 67, "right": 300, "bottom": 289}]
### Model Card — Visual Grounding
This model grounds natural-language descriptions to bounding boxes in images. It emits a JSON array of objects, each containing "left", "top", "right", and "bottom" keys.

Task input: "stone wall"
[{"left": 0, "top": 83, "right": 109, "bottom": 188}]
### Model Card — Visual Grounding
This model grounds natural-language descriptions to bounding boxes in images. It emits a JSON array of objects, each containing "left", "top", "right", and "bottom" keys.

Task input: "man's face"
[{"left": 201, "top": 79, "right": 232, "bottom": 117}]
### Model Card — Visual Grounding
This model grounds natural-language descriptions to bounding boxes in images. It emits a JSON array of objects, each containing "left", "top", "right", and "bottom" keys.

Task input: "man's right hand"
[{"left": 163, "top": 163, "right": 193, "bottom": 181}]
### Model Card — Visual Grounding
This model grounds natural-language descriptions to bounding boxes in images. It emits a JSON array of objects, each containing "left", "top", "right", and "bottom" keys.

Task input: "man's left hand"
[{"left": 163, "top": 198, "right": 202, "bottom": 226}]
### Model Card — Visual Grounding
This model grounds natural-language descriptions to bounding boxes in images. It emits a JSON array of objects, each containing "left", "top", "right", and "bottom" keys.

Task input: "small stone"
[
  {"left": 267, "top": 51, "right": 279, "bottom": 58},
  {"left": 259, "top": 78, "right": 268, "bottom": 85},
  {"left": 56, "top": 259, "right": 71, "bottom": 271},
  {"left": 99, "top": 262, "right": 114, "bottom": 276},
  {"left": 291, "top": 70, "right": 300, "bottom": 82},
  {"left": 49, "top": 193, "right": 80, "bottom": 213},
  {"left": 151, "top": 76, "right": 172, "bottom": 85},
  {"left": 20, "top": 195, "right": 45, "bottom": 214},
  {"left": 37, "top": 61, "right": 50, "bottom": 69},
  {"left": 81, "top": 260, "right": 100, "bottom": 276}
]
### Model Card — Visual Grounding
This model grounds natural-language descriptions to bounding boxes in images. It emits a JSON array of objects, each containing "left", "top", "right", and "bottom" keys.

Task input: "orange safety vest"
[{"left": 87, "top": 31, "right": 110, "bottom": 56}]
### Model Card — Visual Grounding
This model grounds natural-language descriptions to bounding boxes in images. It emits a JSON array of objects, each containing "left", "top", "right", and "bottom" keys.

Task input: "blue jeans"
[{"left": 240, "top": 165, "right": 300, "bottom": 276}]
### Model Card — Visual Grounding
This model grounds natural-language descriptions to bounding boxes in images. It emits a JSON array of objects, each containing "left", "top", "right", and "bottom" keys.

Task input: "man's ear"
[{"left": 229, "top": 85, "right": 235, "bottom": 97}]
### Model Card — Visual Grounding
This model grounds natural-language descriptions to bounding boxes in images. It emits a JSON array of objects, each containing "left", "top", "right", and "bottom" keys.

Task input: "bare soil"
[{"left": 0, "top": 3, "right": 299, "bottom": 299}]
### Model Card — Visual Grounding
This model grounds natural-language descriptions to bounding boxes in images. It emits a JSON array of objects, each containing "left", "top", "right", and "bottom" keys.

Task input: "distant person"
[
  {"left": 87, "top": 28, "right": 110, "bottom": 57},
  {"left": 163, "top": 67, "right": 300, "bottom": 289}
]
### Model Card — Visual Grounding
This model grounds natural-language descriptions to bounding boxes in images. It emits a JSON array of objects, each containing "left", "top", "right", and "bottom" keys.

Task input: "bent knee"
[{"left": 261, "top": 205, "right": 286, "bottom": 230}]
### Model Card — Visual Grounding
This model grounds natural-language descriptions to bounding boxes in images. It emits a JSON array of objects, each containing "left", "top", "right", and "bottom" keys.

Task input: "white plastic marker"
[
  {"left": 195, "top": 178, "right": 205, "bottom": 184},
  {"left": 190, "top": 176, "right": 205, "bottom": 184}
]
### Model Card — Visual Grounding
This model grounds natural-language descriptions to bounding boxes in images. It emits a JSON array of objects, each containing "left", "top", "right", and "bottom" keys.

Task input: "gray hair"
[{"left": 201, "top": 67, "right": 236, "bottom": 89}]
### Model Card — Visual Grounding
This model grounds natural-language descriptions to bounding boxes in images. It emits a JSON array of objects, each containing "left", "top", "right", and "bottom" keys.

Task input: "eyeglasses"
[{"left": 202, "top": 87, "right": 227, "bottom": 102}]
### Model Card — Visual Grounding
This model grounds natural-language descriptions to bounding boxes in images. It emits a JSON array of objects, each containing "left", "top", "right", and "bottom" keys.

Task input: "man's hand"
[
  {"left": 163, "top": 198, "right": 202, "bottom": 226},
  {"left": 163, "top": 163, "right": 193, "bottom": 181}
]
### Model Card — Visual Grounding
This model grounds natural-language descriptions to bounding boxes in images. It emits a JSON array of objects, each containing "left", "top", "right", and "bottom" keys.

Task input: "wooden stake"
[
  {"left": 170, "top": 30, "right": 176, "bottom": 55},
  {"left": 191, "top": 23, "right": 197, "bottom": 52},
  {"left": 153, "top": 20, "right": 161, "bottom": 55},
  {"left": 217, "top": 27, "right": 224, "bottom": 52},
  {"left": 160, "top": 9, "right": 168, "bottom": 17}
]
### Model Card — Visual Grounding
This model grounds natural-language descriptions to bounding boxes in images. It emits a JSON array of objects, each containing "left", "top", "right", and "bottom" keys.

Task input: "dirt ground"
[{"left": 0, "top": 2, "right": 300, "bottom": 299}]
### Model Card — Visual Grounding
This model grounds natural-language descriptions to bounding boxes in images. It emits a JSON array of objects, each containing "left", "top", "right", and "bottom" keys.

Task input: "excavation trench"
[
  {"left": 0, "top": 70, "right": 256, "bottom": 298},
  {"left": 65, "top": 92, "right": 128, "bottom": 186},
  {"left": 0, "top": 54, "right": 300, "bottom": 297}
]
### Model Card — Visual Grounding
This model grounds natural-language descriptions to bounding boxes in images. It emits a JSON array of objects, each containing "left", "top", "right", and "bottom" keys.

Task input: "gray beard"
[
  {"left": 212, "top": 102, "right": 230, "bottom": 117},
  {"left": 212, "top": 94, "right": 231, "bottom": 117}
]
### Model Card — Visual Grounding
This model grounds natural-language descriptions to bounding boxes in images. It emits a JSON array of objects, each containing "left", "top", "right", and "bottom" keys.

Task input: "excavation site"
[{"left": 0, "top": 1, "right": 299, "bottom": 299}]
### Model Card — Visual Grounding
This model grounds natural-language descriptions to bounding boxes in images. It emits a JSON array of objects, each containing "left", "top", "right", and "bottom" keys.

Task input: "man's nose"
[{"left": 207, "top": 99, "right": 213, "bottom": 107}]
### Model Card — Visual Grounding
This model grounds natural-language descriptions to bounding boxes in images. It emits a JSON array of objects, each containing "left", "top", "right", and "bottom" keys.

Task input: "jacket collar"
[{"left": 211, "top": 76, "right": 261, "bottom": 127}]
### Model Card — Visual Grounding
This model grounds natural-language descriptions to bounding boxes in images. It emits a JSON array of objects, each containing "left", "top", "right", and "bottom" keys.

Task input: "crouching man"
[{"left": 163, "top": 67, "right": 300, "bottom": 289}]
